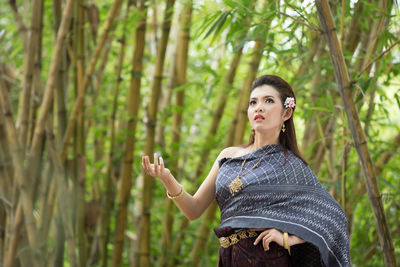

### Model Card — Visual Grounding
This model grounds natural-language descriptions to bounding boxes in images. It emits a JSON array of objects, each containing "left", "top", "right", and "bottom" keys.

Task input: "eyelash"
[{"left": 249, "top": 98, "right": 274, "bottom": 105}]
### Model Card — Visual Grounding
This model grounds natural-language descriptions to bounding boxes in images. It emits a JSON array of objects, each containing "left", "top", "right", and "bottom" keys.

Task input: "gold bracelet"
[
  {"left": 283, "top": 232, "right": 291, "bottom": 255},
  {"left": 166, "top": 185, "right": 185, "bottom": 200}
]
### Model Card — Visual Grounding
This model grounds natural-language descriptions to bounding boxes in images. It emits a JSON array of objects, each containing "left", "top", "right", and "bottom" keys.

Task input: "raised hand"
[{"left": 142, "top": 153, "right": 171, "bottom": 180}]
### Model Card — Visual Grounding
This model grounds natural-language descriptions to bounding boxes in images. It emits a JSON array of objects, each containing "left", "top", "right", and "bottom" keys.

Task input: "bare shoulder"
[{"left": 217, "top": 146, "right": 247, "bottom": 160}]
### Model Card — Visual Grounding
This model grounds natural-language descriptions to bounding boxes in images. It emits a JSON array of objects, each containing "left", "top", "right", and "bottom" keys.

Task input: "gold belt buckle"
[
  {"left": 219, "top": 237, "right": 230, "bottom": 248},
  {"left": 219, "top": 230, "right": 258, "bottom": 248},
  {"left": 230, "top": 233, "right": 239, "bottom": 245}
]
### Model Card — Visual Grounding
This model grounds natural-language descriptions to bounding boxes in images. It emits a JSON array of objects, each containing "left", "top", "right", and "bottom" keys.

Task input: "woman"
[{"left": 142, "top": 75, "right": 350, "bottom": 266}]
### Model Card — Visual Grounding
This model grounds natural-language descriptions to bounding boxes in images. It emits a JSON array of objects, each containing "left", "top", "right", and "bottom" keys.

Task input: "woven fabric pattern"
[{"left": 215, "top": 144, "right": 350, "bottom": 267}]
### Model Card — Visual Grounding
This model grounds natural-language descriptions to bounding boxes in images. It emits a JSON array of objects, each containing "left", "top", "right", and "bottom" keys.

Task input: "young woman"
[{"left": 142, "top": 75, "right": 350, "bottom": 266}]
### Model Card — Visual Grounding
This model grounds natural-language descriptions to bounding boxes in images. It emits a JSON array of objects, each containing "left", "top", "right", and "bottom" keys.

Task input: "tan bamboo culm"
[{"left": 315, "top": 0, "right": 396, "bottom": 266}]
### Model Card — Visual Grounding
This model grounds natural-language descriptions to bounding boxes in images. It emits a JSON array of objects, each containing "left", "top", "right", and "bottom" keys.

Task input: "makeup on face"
[{"left": 247, "top": 85, "right": 285, "bottom": 128}]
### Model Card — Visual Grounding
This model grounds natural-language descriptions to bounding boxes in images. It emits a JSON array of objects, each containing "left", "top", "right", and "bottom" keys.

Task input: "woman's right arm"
[{"left": 142, "top": 149, "right": 228, "bottom": 220}]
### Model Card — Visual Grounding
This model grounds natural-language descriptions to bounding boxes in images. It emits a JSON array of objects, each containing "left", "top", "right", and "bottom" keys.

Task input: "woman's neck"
[{"left": 251, "top": 130, "right": 279, "bottom": 150}]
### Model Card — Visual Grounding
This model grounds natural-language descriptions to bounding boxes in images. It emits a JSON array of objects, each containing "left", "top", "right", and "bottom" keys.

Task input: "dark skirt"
[
  {"left": 214, "top": 227, "right": 292, "bottom": 267},
  {"left": 214, "top": 227, "right": 323, "bottom": 267}
]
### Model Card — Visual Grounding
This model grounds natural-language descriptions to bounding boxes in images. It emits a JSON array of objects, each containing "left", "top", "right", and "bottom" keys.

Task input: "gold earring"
[{"left": 281, "top": 123, "right": 286, "bottom": 132}]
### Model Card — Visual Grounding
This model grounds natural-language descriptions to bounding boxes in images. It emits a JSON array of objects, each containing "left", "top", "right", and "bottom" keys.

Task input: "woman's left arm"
[{"left": 288, "top": 234, "right": 306, "bottom": 246}]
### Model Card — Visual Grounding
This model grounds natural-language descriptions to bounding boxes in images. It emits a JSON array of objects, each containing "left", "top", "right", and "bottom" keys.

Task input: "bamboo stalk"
[
  {"left": 0, "top": 201, "right": 5, "bottom": 266},
  {"left": 315, "top": 0, "right": 396, "bottom": 265},
  {"left": 0, "top": 78, "right": 16, "bottom": 267},
  {"left": 292, "top": 32, "right": 321, "bottom": 90},
  {"left": 3, "top": 203, "right": 23, "bottom": 267},
  {"left": 189, "top": 201, "right": 218, "bottom": 266},
  {"left": 358, "top": 38, "right": 400, "bottom": 78},
  {"left": 169, "top": 40, "right": 247, "bottom": 267},
  {"left": 348, "top": 132, "right": 400, "bottom": 236},
  {"left": 85, "top": 36, "right": 112, "bottom": 139},
  {"left": 0, "top": 108, "right": 13, "bottom": 199},
  {"left": 17, "top": 0, "right": 43, "bottom": 153},
  {"left": 97, "top": 2, "right": 134, "bottom": 266},
  {"left": 150, "top": 0, "right": 159, "bottom": 56},
  {"left": 137, "top": 0, "right": 176, "bottom": 265},
  {"left": 111, "top": 0, "right": 148, "bottom": 266},
  {"left": 24, "top": 0, "right": 74, "bottom": 199},
  {"left": 61, "top": 0, "right": 124, "bottom": 161},
  {"left": 7, "top": 0, "right": 28, "bottom": 49},
  {"left": 234, "top": 39, "right": 264, "bottom": 145},
  {"left": 339, "top": 0, "right": 345, "bottom": 48},
  {"left": 154, "top": 46, "right": 178, "bottom": 267},
  {"left": 83, "top": 33, "right": 113, "bottom": 266},
  {"left": 183, "top": 42, "right": 245, "bottom": 267},
  {"left": 27, "top": 0, "right": 45, "bottom": 150},
  {"left": 302, "top": 1, "right": 365, "bottom": 159},
  {"left": 361, "top": 219, "right": 400, "bottom": 264},
  {"left": 52, "top": 210, "right": 66, "bottom": 267},
  {"left": 300, "top": 44, "right": 326, "bottom": 155},
  {"left": 48, "top": 1, "right": 69, "bottom": 265},
  {"left": 0, "top": 75, "right": 41, "bottom": 267},
  {"left": 193, "top": 45, "right": 243, "bottom": 180},
  {"left": 343, "top": 1, "right": 364, "bottom": 66},
  {"left": 169, "top": 5, "right": 268, "bottom": 261},
  {"left": 15, "top": 234, "right": 34, "bottom": 266},
  {"left": 340, "top": 142, "right": 350, "bottom": 208},
  {"left": 360, "top": 0, "right": 388, "bottom": 75},
  {"left": 37, "top": 164, "right": 56, "bottom": 246},
  {"left": 155, "top": 3, "right": 192, "bottom": 267},
  {"left": 71, "top": 0, "right": 87, "bottom": 264},
  {"left": 44, "top": 120, "right": 77, "bottom": 267},
  {"left": 155, "top": 41, "right": 178, "bottom": 149},
  {"left": 52, "top": 0, "right": 69, "bottom": 145}
]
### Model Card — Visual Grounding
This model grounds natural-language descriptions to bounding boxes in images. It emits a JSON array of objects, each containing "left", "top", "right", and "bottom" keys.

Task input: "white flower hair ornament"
[{"left": 284, "top": 97, "right": 296, "bottom": 109}]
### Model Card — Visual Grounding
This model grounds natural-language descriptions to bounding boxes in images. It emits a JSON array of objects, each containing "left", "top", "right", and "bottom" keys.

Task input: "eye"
[
  {"left": 265, "top": 98, "right": 274, "bottom": 103},
  {"left": 249, "top": 100, "right": 256, "bottom": 106}
]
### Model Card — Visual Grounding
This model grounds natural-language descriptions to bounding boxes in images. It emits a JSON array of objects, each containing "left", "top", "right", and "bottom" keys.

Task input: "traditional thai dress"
[{"left": 214, "top": 144, "right": 350, "bottom": 267}]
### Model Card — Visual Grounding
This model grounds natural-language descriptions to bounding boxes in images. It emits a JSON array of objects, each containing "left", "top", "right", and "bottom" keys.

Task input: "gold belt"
[{"left": 218, "top": 230, "right": 259, "bottom": 248}]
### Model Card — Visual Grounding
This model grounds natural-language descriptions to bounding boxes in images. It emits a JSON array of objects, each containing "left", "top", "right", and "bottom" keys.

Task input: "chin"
[{"left": 254, "top": 127, "right": 277, "bottom": 134}]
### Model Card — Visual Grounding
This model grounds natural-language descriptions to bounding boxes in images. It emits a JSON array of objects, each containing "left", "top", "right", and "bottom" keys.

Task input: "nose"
[{"left": 254, "top": 103, "right": 264, "bottom": 112}]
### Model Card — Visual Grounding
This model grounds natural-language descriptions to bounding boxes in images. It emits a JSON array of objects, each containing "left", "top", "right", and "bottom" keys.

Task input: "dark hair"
[{"left": 246, "top": 74, "right": 307, "bottom": 165}]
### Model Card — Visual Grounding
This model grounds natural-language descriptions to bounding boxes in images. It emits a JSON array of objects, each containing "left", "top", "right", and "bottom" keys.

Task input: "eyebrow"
[{"left": 249, "top": 95, "right": 275, "bottom": 100}]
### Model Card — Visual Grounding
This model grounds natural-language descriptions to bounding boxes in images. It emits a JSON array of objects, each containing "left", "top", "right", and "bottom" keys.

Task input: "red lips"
[{"left": 254, "top": 114, "right": 265, "bottom": 120}]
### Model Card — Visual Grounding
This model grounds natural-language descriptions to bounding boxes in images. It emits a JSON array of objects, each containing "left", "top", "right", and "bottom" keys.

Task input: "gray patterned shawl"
[{"left": 216, "top": 144, "right": 350, "bottom": 267}]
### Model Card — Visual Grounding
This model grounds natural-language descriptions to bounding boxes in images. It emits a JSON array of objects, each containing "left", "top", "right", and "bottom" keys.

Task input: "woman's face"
[{"left": 247, "top": 85, "right": 291, "bottom": 134}]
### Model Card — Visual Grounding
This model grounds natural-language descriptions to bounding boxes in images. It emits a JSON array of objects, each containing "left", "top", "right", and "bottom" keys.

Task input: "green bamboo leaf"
[
  {"left": 394, "top": 93, "right": 400, "bottom": 110},
  {"left": 203, "top": 11, "right": 231, "bottom": 40},
  {"left": 224, "top": 0, "right": 237, "bottom": 9},
  {"left": 210, "top": 14, "right": 232, "bottom": 44},
  {"left": 195, "top": 12, "right": 221, "bottom": 39}
]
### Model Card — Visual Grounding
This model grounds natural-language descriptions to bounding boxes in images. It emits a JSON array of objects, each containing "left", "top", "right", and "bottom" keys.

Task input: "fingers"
[
  {"left": 159, "top": 156, "right": 164, "bottom": 169},
  {"left": 253, "top": 229, "right": 281, "bottom": 251},
  {"left": 142, "top": 156, "right": 149, "bottom": 173},
  {"left": 253, "top": 233, "right": 263, "bottom": 246},
  {"left": 253, "top": 229, "right": 269, "bottom": 245},
  {"left": 142, "top": 155, "right": 153, "bottom": 174},
  {"left": 141, "top": 153, "right": 164, "bottom": 177},
  {"left": 262, "top": 234, "right": 272, "bottom": 251},
  {"left": 154, "top": 152, "right": 159, "bottom": 173}
]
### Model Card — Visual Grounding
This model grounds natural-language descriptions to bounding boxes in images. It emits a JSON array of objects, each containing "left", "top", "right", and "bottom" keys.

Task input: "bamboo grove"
[{"left": 0, "top": 0, "right": 399, "bottom": 266}]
